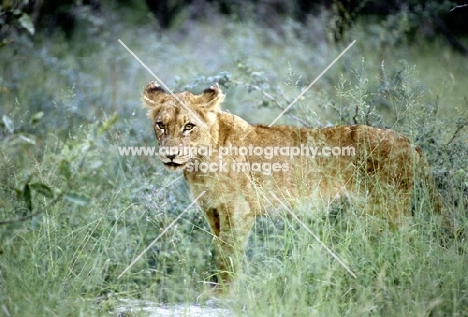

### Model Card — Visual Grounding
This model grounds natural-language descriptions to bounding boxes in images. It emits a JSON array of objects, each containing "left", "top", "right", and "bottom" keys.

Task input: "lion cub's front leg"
[{"left": 205, "top": 204, "right": 255, "bottom": 289}]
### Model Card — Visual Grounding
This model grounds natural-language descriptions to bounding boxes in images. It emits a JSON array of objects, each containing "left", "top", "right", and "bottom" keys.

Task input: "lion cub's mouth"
[{"left": 163, "top": 161, "right": 187, "bottom": 171}]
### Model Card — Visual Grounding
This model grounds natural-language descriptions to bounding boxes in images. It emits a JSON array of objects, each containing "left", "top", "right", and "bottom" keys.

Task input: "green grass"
[
  {"left": 235, "top": 216, "right": 467, "bottom": 316},
  {"left": 0, "top": 4, "right": 467, "bottom": 316}
]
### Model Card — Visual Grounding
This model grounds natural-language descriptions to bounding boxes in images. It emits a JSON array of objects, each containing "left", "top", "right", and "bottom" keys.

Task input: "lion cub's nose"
[{"left": 166, "top": 154, "right": 176, "bottom": 161}]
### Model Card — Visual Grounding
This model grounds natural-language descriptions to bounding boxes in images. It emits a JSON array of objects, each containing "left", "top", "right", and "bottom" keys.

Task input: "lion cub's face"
[{"left": 143, "top": 81, "right": 224, "bottom": 171}]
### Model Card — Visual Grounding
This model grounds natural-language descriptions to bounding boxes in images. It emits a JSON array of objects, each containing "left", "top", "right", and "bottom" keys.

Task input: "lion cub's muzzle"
[{"left": 159, "top": 147, "right": 191, "bottom": 171}]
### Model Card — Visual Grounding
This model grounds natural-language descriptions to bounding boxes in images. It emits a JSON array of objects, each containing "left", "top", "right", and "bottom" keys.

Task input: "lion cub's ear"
[
  {"left": 143, "top": 81, "right": 166, "bottom": 108},
  {"left": 198, "top": 83, "right": 225, "bottom": 112}
]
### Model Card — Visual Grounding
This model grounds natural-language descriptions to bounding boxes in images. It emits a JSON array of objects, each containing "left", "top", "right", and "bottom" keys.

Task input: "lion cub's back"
[{"left": 247, "top": 124, "right": 420, "bottom": 197}]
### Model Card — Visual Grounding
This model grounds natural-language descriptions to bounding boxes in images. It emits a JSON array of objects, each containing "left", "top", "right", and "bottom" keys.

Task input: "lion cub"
[{"left": 143, "top": 81, "right": 448, "bottom": 287}]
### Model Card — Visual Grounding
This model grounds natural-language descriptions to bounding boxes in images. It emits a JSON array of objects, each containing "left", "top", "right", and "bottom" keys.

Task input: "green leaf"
[
  {"left": 89, "top": 160, "right": 103, "bottom": 170},
  {"left": 260, "top": 100, "right": 269, "bottom": 107},
  {"left": 29, "top": 111, "right": 44, "bottom": 125},
  {"left": 23, "top": 184, "right": 32, "bottom": 212},
  {"left": 2, "top": 115, "right": 14, "bottom": 133},
  {"left": 14, "top": 187, "right": 23, "bottom": 198},
  {"left": 99, "top": 113, "right": 118, "bottom": 135},
  {"left": 63, "top": 192, "right": 90, "bottom": 206},
  {"left": 81, "top": 143, "right": 91, "bottom": 154},
  {"left": 18, "top": 14, "right": 35, "bottom": 36},
  {"left": 16, "top": 134, "right": 36, "bottom": 144},
  {"left": 59, "top": 160, "right": 72, "bottom": 180},
  {"left": 30, "top": 183, "right": 54, "bottom": 199}
]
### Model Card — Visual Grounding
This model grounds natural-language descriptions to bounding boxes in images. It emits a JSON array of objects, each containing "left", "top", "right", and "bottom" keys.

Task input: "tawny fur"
[{"left": 142, "top": 81, "right": 448, "bottom": 286}]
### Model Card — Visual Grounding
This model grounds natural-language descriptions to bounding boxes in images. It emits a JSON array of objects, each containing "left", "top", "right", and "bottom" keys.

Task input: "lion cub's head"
[{"left": 143, "top": 81, "right": 225, "bottom": 171}]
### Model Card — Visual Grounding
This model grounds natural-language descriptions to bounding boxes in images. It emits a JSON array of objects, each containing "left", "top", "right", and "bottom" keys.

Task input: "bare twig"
[
  {"left": 110, "top": 59, "right": 118, "bottom": 113},
  {"left": 353, "top": 104, "right": 359, "bottom": 125},
  {"left": 450, "top": 4, "right": 468, "bottom": 12},
  {"left": 230, "top": 79, "right": 313, "bottom": 128},
  {"left": 446, "top": 121, "right": 467, "bottom": 146},
  {"left": 365, "top": 101, "right": 375, "bottom": 126}
]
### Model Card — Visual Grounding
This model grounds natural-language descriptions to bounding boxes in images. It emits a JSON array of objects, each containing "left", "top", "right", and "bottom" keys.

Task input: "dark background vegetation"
[
  {"left": 1, "top": 0, "right": 468, "bottom": 316},
  {"left": 3, "top": 1, "right": 468, "bottom": 42}
]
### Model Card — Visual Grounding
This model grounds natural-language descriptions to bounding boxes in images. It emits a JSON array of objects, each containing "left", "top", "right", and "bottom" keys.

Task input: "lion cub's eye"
[
  {"left": 156, "top": 122, "right": 165, "bottom": 130},
  {"left": 184, "top": 123, "right": 195, "bottom": 131}
]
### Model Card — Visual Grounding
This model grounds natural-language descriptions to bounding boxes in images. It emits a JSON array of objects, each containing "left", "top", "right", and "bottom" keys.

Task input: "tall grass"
[{"left": 0, "top": 4, "right": 467, "bottom": 316}]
